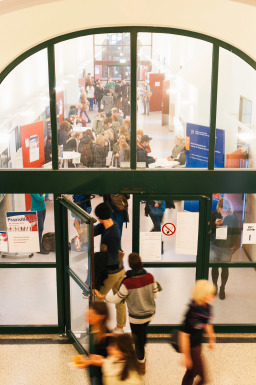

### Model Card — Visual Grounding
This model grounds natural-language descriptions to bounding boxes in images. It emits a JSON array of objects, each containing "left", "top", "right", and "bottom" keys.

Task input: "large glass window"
[
  {"left": 139, "top": 199, "right": 199, "bottom": 262},
  {"left": 216, "top": 48, "right": 256, "bottom": 169},
  {"left": 55, "top": 34, "right": 131, "bottom": 169},
  {"left": 136, "top": 33, "right": 213, "bottom": 169},
  {"left": 0, "top": 50, "right": 50, "bottom": 169},
  {"left": 0, "top": 268, "right": 58, "bottom": 325},
  {"left": 209, "top": 193, "right": 256, "bottom": 264},
  {"left": 0, "top": 193, "right": 56, "bottom": 262}
]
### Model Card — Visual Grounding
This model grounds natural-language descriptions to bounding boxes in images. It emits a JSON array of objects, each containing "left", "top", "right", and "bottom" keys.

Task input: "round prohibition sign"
[
  {"left": 162, "top": 223, "right": 176, "bottom": 236},
  {"left": 75, "top": 235, "right": 81, "bottom": 251}
]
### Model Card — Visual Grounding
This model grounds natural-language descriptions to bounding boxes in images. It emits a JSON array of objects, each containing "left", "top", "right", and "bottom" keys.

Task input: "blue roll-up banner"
[{"left": 184, "top": 123, "right": 225, "bottom": 212}]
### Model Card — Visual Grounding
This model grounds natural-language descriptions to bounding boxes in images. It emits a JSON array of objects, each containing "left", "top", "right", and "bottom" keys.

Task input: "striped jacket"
[{"left": 105, "top": 269, "right": 159, "bottom": 324}]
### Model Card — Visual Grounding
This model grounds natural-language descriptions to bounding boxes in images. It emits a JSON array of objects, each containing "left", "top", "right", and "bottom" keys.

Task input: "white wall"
[
  {"left": 0, "top": 0, "right": 256, "bottom": 75},
  {"left": 217, "top": 48, "right": 256, "bottom": 165}
]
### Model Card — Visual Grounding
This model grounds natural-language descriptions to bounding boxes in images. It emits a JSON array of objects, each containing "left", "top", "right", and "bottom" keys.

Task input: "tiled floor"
[{"left": 1, "top": 335, "right": 256, "bottom": 385}]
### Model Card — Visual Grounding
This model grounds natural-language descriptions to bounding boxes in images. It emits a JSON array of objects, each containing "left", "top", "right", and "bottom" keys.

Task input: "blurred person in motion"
[
  {"left": 75, "top": 333, "right": 142, "bottom": 385},
  {"left": 73, "top": 302, "right": 112, "bottom": 385},
  {"left": 95, "top": 252, "right": 159, "bottom": 374},
  {"left": 179, "top": 280, "right": 216, "bottom": 385}
]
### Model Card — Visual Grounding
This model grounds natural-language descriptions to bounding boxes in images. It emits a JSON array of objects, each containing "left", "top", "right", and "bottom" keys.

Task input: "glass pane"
[
  {"left": 216, "top": 48, "right": 256, "bottom": 169},
  {"left": 147, "top": 268, "right": 196, "bottom": 324},
  {"left": 209, "top": 268, "right": 256, "bottom": 324},
  {"left": 0, "top": 268, "right": 58, "bottom": 325},
  {"left": 0, "top": 193, "right": 56, "bottom": 262},
  {"left": 70, "top": 276, "right": 89, "bottom": 351},
  {"left": 94, "top": 34, "right": 108, "bottom": 45},
  {"left": 55, "top": 34, "right": 131, "bottom": 169},
  {"left": 0, "top": 50, "right": 50, "bottom": 169},
  {"left": 137, "top": 33, "right": 212, "bottom": 169},
  {"left": 210, "top": 193, "right": 256, "bottom": 263},
  {"left": 138, "top": 32, "right": 152, "bottom": 46},
  {"left": 67, "top": 200, "right": 90, "bottom": 283},
  {"left": 108, "top": 33, "right": 123, "bottom": 45},
  {"left": 94, "top": 46, "right": 103, "bottom": 61},
  {"left": 139, "top": 200, "right": 199, "bottom": 262}
]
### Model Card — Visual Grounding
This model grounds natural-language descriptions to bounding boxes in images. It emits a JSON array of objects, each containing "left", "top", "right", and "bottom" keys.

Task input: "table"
[
  {"left": 60, "top": 151, "right": 81, "bottom": 168},
  {"left": 148, "top": 159, "right": 180, "bottom": 169}
]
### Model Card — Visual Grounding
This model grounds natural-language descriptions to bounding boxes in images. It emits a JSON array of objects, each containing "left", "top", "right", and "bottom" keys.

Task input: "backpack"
[
  {"left": 42, "top": 232, "right": 55, "bottom": 252},
  {"left": 110, "top": 194, "right": 128, "bottom": 211},
  {"left": 80, "top": 143, "right": 93, "bottom": 167}
]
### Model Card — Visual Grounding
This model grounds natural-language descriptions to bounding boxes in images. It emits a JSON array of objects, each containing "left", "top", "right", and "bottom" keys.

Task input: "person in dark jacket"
[
  {"left": 210, "top": 198, "right": 240, "bottom": 300},
  {"left": 103, "top": 193, "right": 130, "bottom": 237},
  {"left": 94, "top": 203, "right": 126, "bottom": 332},
  {"left": 179, "top": 280, "right": 216, "bottom": 385},
  {"left": 44, "top": 137, "right": 52, "bottom": 163},
  {"left": 136, "top": 135, "right": 156, "bottom": 167},
  {"left": 58, "top": 120, "right": 71, "bottom": 146},
  {"left": 92, "top": 134, "right": 109, "bottom": 168},
  {"left": 95, "top": 83, "right": 104, "bottom": 111}
]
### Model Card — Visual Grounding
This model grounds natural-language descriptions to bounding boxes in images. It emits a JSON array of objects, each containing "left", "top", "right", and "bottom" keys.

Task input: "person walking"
[
  {"left": 95, "top": 252, "right": 159, "bottom": 374},
  {"left": 179, "top": 280, "right": 216, "bottom": 385},
  {"left": 94, "top": 203, "right": 126, "bottom": 332},
  {"left": 210, "top": 198, "right": 240, "bottom": 300}
]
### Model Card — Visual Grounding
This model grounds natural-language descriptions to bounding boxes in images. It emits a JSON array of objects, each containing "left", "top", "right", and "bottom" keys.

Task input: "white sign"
[
  {"left": 0, "top": 232, "right": 8, "bottom": 252},
  {"left": 216, "top": 226, "right": 228, "bottom": 240},
  {"left": 155, "top": 82, "right": 160, "bottom": 86},
  {"left": 29, "top": 135, "right": 39, "bottom": 163},
  {"left": 242, "top": 223, "right": 256, "bottom": 244},
  {"left": 176, "top": 212, "right": 199, "bottom": 255},
  {"left": 140, "top": 232, "right": 161, "bottom": 261},
  {"left": 6, "top": 212, "right": 40, "bottom": 253}
]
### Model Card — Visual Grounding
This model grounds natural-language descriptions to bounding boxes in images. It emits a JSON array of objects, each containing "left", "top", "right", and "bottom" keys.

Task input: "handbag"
[{"left": 170, "top": 329, "right": 180, "bottom": 353}]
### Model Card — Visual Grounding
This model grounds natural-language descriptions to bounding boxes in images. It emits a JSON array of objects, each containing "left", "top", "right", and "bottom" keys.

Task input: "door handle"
[{"left": 82, "top": 292, "right": 90, "bottom": 299}]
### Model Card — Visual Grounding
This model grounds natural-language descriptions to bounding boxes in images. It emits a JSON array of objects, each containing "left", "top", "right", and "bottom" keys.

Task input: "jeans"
[
  {"left": 149, "top": 212, "right": 163, "bottom": 232},
  {"left": 37, "top": 209, "right": 46, "bottom": 249},
  {"left": 88, "top": 98, "right": 94, "bottom": 111}
]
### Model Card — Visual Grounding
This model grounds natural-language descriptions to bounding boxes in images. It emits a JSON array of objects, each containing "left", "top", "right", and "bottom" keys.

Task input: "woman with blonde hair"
[
  {"left": 92, "top": 134, "right": 109, "bottom": 168},
  {"left": 113, "top": 135, "right": 130, "bottom": 167},
  {"left": 210, "top": 197, "right": 239, "bottom": 299},
  {"left": 179, "top": 280, "right": 216, "bottom": 385}
]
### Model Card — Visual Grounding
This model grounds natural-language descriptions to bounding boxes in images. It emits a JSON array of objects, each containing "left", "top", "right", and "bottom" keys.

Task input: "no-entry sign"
[{"left": 162, "top": 223, "right": 176, "bottom": 236}]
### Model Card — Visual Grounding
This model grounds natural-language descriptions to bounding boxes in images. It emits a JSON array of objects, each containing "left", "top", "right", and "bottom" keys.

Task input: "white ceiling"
[{"left": 0, "top": 0, "right": 63, "bottom": 15}]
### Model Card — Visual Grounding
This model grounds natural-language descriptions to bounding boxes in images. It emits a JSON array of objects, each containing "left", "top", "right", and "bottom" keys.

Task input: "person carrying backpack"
[
  {"left": 78, "top": 129, "right": 94, "bottom": 167},
  {"left": 103, "top": 194, "right": 130, "bottom": 237}
]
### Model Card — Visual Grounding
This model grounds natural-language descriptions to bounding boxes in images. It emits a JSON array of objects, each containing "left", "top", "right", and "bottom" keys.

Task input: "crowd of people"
[{"left": 69, "top": 198, "right": 218, "bottom": 385}]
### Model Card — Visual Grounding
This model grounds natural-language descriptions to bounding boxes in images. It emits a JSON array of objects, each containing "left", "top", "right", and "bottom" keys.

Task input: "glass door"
[
  {"left": 59, "top": 195, "right": 96, "bottom": 353},
  {"left": 133, "top": 194, "right": 209, "bottom": 330}
]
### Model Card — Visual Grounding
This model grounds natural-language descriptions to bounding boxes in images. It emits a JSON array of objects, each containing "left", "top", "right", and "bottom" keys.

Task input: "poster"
[
  {"left": 175, "top": 212, "right": 199, "bottom": 255},
  {"left": 140, "top": 232, "right": 162, "bottom": 261},
  {"left": 0, "top": 231, "right": 8, "bottom": 252},
  {"left": 6, "top": 212, "right": 40, "bottom": 253},
  {"left": 186, "top": 123, "right": 225, "bottom": 168},
  {"left": 242, "top": 223, "right": 256, "bottom": 244},
  {"left": 29, "top": 135, "right": 40, "bottom": 163}
]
